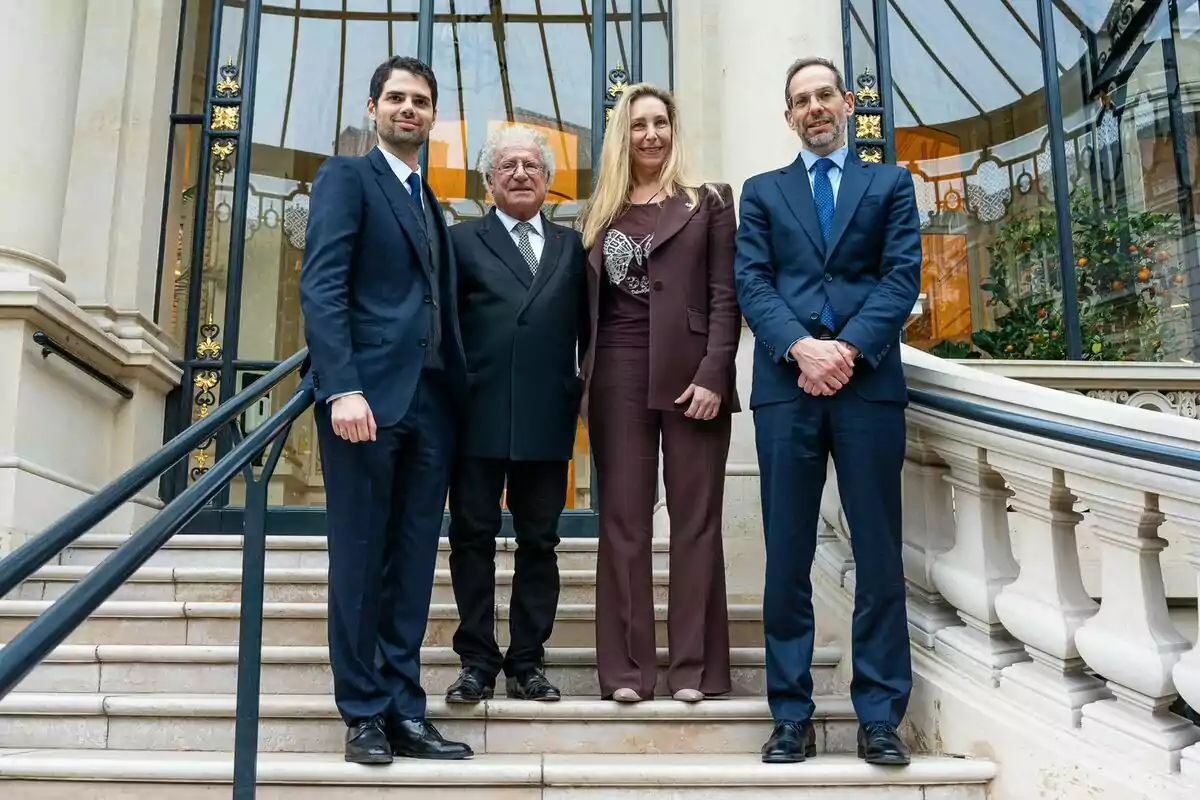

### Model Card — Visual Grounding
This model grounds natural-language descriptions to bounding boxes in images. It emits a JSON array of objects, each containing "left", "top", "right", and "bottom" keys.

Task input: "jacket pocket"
[{"left": 686, "top": 307, "right": 709, "bottom": 334}]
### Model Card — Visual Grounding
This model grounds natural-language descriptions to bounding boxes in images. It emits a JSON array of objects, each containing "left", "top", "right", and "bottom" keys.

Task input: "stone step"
[
  {"left": 57, "top": 535, "right": 663, "bottom": 571},
  {"left": 0, "top": 749, "right": 996, "bottom": 799},
  {"left": 0, "top": 600, "right": 766, "bottom": 648},
  {"left": 0, "top": 693, "right": 856, "bottom": 755},
  {"left": 12, "top": 565, "right": 669, "bottom": 605},
  {"left": 10, "top": 643, "right": 841, "bottom": 697}
]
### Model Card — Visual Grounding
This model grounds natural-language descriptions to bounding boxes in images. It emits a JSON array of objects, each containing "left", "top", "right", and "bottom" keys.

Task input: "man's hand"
[
  {"left": 331, "top": 394, "right": 377, "bottom": 442},
  {"left": 789, "top": 337, "right": 854, "bottom": 396},
  {"left": 675, "top": 384, "right": 722, "bottom": 420}
]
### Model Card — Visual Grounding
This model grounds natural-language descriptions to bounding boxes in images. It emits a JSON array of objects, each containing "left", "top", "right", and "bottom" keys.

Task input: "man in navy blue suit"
[
  {"left": 299, "top": 56, "right": 471, "bottom": 765},
  {"left": 734, "top": 56, "right": 921, "bottom": 766}
]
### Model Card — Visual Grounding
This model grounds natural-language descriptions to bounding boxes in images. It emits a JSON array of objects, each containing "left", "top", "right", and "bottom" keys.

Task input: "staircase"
[{"left": 0, "top": 532, "right": 996, "bottom": 797}]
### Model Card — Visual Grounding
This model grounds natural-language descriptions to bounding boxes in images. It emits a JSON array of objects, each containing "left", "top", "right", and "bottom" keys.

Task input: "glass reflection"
[
  {"left": 881, "top": 0, "right": 1072, "bottom": 360},
  {"left": 1055, "top": 0, "right": 1198, "bottom": 362}
]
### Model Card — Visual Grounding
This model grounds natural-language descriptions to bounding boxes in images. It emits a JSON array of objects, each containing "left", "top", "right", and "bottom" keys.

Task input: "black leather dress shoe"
[
  {"left": 761, "top": 720, "right": 817, "bottom": 763},
  {"left": 505, "top": 667, "right": 561, "bottom": 701},
  {"left": 445, "top": 666, "right": 495, "bottom": 703},
  {"left": 857, "top": 722, "right": 910, "bottom": 765},
  {"left": 388, "top": 717, "right": 474, "bottom": 760},
  {"left": 345, "top": 716, "right": 392, "bottom": 764}
]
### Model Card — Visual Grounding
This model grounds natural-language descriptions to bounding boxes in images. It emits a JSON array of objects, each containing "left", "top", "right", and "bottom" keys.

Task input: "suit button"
[
  {"left": 423, "top": 294, "right": 432, "bottom": 303},
  {"left": 418, "top": 338, "right": 428, "bottom": 347},
  {"left": 825, "top": 273, "right": 833, "bottom": 282},
  {"left": 652, "top": 280, "right": 663, "bottom": 291},
  {"left": 810, "top": 313, "right": 819, "bottom": 321}
]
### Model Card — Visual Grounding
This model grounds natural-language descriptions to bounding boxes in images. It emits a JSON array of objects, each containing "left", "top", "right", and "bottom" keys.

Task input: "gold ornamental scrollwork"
[
  {"left": 191, "top": 315, "right": 223, "bottom": 479},
  {"left": 858, "top": 146, "right": 884, "bottom": 164},
  {"left": 212, "top": 106, "right": 240, "bottom": 131},
  {"left": 603, "top": 65, "right": 629, "bottom": 129},
  {"left": 211, "top": 140, "right": 236, "bottom": 176},
  {"left": 854, "top": 66, "right": 881, "bottom": 108},
  {"left": 215, "top": 59, "right": 242, "bottom": 98},
  {"left": 856, "top": 114, "right": 883, "bottom": 140}
]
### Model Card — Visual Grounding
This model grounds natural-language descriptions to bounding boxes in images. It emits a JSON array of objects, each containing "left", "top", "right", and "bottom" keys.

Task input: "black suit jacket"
[
  {"left": 451, "top": 208, "right": 588, "bottom": 462},
  {"left": 299, "top": 148, "right": 467, "bottom": 429}
]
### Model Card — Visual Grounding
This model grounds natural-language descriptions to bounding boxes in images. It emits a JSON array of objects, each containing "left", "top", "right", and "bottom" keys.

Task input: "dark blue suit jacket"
[
  {"left": 734, "top": 150, "right": 922, "bottom": 408},
  {"left": 299, "top": 148, "right": 466, "bottom": 429}
]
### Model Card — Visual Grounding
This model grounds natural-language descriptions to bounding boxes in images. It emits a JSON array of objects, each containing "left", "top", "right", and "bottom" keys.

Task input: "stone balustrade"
[{"left": 812, "top": 346, "right": 1200, "bottom": 781}]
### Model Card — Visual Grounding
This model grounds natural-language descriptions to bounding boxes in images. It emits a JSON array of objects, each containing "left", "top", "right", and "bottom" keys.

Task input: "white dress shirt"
[{"left": 493, "top": 207, "right": 545, "bottom": 262}]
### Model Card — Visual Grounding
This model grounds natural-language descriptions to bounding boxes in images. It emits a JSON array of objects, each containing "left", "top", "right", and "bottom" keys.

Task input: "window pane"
[
  {"left": 1054, "top": 1, "right": 1199, "bottom": 362},
  {"left": 891, "top": 0, "right": 1072, "bottom": 361}
]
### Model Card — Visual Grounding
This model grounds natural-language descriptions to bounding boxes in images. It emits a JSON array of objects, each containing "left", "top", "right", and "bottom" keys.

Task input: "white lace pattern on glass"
[{"left": 602, "top": 229, "right": 654, "bottom": 295}]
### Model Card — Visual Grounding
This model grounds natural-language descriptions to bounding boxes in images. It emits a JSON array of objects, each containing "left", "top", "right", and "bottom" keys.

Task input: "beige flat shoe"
[
  {"left": 612, "top": 688, "right": 641, "bottom": 703},
  {"left": 673, "top": 689, "right": 704, "bottom": 702}
]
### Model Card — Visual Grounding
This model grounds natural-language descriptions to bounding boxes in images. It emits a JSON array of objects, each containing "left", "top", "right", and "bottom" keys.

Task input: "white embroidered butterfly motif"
[{"left": 602, "top": 229, "right": 654, "bottom": 295}]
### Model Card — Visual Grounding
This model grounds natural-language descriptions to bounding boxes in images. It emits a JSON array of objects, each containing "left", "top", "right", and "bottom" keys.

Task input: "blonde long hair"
[{"left": 578, "top": 83, "right": 717, "bottom": 249}]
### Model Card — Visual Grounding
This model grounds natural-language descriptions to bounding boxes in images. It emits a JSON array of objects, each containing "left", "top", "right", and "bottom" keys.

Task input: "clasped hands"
[{"left": 790, "top": 337, "right": 858, "bottom": 396}]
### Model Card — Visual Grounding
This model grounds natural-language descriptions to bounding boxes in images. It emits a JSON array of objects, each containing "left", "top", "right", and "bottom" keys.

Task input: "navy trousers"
[
  {"left": 754, "top": 387, "right": 911, "bottom": 726},
  {"left": 315, "top": 371, "right": 455, "bottom": 725}
]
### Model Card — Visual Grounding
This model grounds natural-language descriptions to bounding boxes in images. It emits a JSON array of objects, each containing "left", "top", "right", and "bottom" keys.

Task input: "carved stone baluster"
[
  {"left": 902, "top": 430, "right": 958, "bottom": 648},
  {"left": 1068, "top": 476, "right": 1200, "bottom": 772},
  {"left": 1159, "top": 495, "right": 1200, "bottom": 780},
  {"left": 988, "top": 454, "right": 1108, "bottom": 726},
  {"left": 928, "top": 437, "right": 1028, "bottom": 685}
]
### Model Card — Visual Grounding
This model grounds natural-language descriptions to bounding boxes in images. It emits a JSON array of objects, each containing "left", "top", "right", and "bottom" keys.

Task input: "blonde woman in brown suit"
[{"left": 577, "top": 83, "right": 740, "bottom": 703}]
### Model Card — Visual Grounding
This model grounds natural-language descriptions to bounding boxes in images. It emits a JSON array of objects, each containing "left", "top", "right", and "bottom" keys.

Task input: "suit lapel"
[
  {"left": 650, "top": 192, "right": 700, "bottom": 252},
  {"left": 479, "top": 210, "right": 534, "bottom": 289},
  {"left": 520, "top": 216, "right": 565, "bottom": 314},
  {"left": 824, "top": 156, "right": 873, "bottom": 261},
  {"left": 367, "top": 148, "right": 432, "bottom": 275},
  {"left": 778, "top": 154, "right": 826, "bottom": 258}
]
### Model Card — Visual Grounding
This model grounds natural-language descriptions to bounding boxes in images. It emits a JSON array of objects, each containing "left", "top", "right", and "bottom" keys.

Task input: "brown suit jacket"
[{"left": 580, "top": 183, "right": 742, "bottom": 419}]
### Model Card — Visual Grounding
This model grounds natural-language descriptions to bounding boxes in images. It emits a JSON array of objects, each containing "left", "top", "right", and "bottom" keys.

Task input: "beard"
[
  {"left": 377, "top": 118, "right": 429, "bottom": 150},
  {"left": 801, "top": 114, "right": 844, "bottom": 149}
]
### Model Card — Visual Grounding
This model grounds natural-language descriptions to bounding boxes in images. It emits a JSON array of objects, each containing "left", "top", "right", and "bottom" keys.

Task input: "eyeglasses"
[{"left": 496, "top": 160, "right": 545, "bottom": 176}]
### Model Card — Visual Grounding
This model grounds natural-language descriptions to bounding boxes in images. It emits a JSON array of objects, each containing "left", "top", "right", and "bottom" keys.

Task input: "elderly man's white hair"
[{"left": 477, "top": 124, "right": 556, "bottom": 187}]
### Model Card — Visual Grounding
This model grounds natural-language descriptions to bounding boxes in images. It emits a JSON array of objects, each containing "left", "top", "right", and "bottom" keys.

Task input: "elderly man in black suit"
[{"left": 444, "top": 124, "right": 588, "bottom": 704}]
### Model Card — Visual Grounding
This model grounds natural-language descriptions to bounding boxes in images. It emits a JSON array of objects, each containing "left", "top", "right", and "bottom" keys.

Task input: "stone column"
[
  {"left": 0, "top": 0, "right": 88, "bottom": 296},
  {"left": 1069, "top": 477, "right": 1199, "bottom": 773},
  {"left": 901, "top": 430, "right": 959, "bottom": 648}
]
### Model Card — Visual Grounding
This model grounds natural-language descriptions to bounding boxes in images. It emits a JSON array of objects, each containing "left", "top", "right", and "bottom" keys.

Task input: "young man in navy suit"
[
  {"left": 299, "top": 56, "right": 471, "bottom": 764},
  {"left": 734, "top": 56, "right": 922, "bottom": 766}
]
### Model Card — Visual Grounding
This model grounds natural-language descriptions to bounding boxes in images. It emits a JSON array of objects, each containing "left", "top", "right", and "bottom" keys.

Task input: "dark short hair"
[
  {"left": 784, "top": 57, "right": 846, "bottom": 108},
  {"left": 369, "top": 56, "right": 438, "bottom": 109}
]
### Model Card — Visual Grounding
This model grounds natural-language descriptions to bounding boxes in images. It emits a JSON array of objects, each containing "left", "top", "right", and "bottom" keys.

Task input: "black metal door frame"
[{"left": 162, "top": 1, "right": 662, "bottom": 535}]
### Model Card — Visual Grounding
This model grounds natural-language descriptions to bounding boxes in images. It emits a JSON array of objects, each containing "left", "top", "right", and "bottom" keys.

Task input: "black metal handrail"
[
  {"left": 33, "top": 330, "right": 133, "bottom": 399},
  {"left": 0, "top": 348, "right": 309, "bottom": 600},
  {"left": 0, "top": 358, "right": 313, "bottom": 799},
  {"left": 908, "top": 387, "right": 1200, "bottom": 473}
]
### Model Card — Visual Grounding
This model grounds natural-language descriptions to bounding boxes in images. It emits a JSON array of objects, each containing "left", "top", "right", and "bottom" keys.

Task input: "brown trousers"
[{"left": 589, "top": 346, "right": 732, "bottom": 699}]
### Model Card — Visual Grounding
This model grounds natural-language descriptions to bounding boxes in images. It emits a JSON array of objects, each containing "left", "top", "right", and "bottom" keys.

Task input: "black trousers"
[
  {"left": 447, "top": 457, "right": 568, "bottom": 678},
  {"left": 316, "top": 371, "right": 455, "bottom": 725}
]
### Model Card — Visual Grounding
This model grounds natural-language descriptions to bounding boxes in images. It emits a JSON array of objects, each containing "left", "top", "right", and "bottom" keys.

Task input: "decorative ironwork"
[
  {"left": 859, "top": 147, "right": 883, "bottom": 164},
  {"left": 851, "top": 67, "right": 887, "bottom": 163},
  {"left": 211, "top": 140, "right": 235, "bottom": 175},
  {"left": 191, "top": 316, "right": 222, "bottom": 479},
  {"left": 856, "top": 114, "right": 882, "bottom": 140},
  {"left": 212, "top": 106, "right": 240, "bottom": 131},
  {"left": 209, "top": 61, "right": 241, "bottom": 175},
  {"left": 215, "top": 59, "right": 241, "bottom": 97},
  {"left": 603, "top": 65, "right": 630, "bottom": 127}
]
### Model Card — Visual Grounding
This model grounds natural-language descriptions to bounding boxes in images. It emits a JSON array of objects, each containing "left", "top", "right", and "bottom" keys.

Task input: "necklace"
[{"left": 629, "top": 184, "right": 665, "bottom": 206}]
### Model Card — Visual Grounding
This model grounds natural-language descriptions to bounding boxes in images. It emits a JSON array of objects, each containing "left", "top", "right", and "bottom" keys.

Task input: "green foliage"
[{"left": 938, "top": 188, "right": 1189, "bottom": 362}]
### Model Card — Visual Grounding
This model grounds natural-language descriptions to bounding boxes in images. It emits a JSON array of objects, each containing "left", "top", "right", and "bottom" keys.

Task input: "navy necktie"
[
  {"left": 812, "top": 157, "right": 838, "bottom": 332},
  {"left": 406, "top": 171, "right": 423, "bottom": 212}
]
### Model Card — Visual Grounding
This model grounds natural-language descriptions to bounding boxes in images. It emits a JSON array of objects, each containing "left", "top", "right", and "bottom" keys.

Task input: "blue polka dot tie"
[{"left": 812, "top": 157, "right": 838, "bottom": 331}]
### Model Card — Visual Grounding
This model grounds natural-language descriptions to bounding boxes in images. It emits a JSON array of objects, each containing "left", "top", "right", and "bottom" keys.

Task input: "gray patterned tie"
[{"left": 515, "top": 220, "right": 538, "bottom": 275}]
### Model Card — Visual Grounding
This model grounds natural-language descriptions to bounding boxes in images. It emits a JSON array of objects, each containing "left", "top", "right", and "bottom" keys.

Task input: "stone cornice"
[{"left": 947, "top": 359, "right": 1200, "bottom": 390}]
